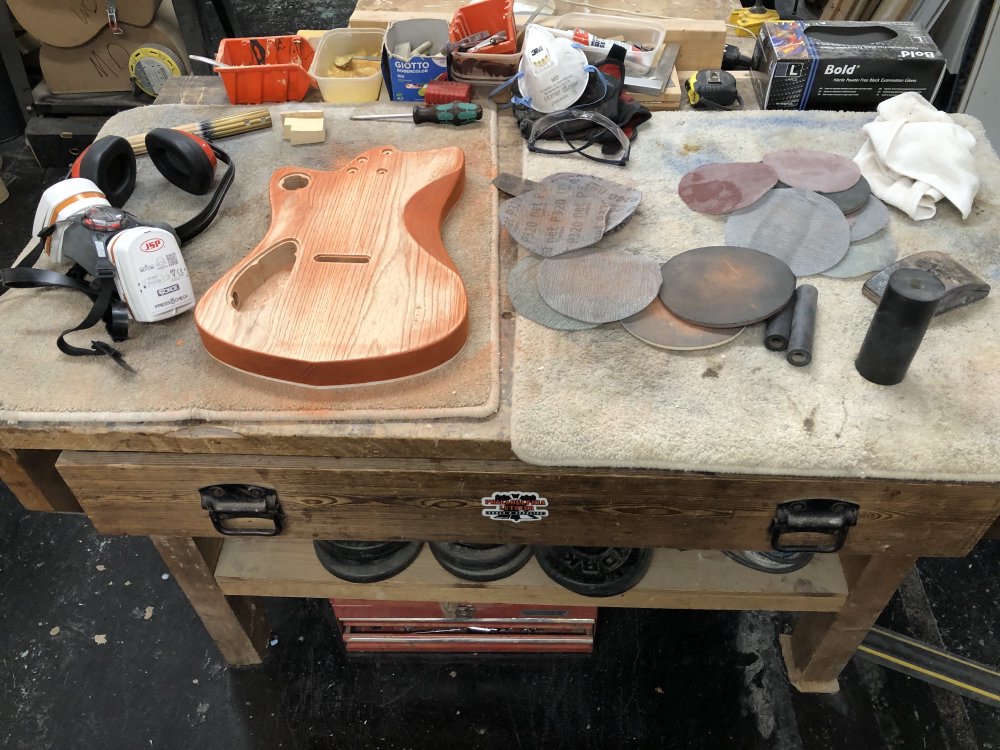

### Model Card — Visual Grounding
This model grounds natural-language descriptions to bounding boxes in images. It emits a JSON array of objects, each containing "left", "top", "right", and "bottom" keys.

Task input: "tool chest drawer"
[{"left": 54, "top": 451, "right": 998, "bottom": 555}]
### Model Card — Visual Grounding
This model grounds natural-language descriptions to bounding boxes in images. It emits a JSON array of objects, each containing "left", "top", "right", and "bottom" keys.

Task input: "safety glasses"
[{"left": 525, "top": 110, "right": 631, "bottom": 167}]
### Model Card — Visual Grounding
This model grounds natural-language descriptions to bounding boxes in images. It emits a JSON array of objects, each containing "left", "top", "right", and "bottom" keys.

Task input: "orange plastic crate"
[
  {"left": 449, "top": 0, "right": 516, "bottom": 55},
  {"left": 215, "top": 35, "right": 315, "bottom": 104}
]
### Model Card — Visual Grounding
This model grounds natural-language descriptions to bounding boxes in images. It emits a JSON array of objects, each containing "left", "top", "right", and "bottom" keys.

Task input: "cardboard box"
[
  {"left": 8, "top": 0, "right": 161, "bottom": 49},
  {"left": 751, "top": 21, "right": 946, "bottom": 111},
  {"left": 382, "top": 20, "right": 450, "bottom": 102}
]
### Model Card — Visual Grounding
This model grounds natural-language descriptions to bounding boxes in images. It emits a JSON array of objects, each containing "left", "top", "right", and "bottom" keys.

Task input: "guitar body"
[{"left": 195, "top": 146, "right": 469, "bottom": 386}]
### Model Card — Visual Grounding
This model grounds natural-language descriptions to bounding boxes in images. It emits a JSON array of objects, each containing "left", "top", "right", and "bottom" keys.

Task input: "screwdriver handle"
[{"left": 412, "top": 102, "right": 483, "bottom": 126}]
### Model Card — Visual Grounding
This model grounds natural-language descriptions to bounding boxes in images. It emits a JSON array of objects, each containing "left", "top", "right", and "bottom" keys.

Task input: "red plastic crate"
[{"left": 215, "top": 35, "right": 315, "bottom": 104}]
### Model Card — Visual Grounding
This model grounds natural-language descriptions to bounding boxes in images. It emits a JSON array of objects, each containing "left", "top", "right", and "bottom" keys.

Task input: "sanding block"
[{"left": 863, "top": 251, "right": 990, "bottom": 316}]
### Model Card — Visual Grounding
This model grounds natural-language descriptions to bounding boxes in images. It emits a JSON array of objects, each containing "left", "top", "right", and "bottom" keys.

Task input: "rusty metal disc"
[
  {"left": 659, "top": 246, "right": 796, "bottom": 328},
  {"left": 678, "top": 161, "right": 778, "bottom": 215},
  {"left": 762, "top": 148, "right": 862, "bottom": 193},
  {"left": 622, "top": 297, "right": 745, "bottom": 350}
]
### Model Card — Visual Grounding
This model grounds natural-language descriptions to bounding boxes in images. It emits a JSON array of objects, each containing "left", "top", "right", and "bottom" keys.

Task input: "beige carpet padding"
[
  {"left": 511, "top": 110, "right": 1000, "bottom": 481},
  {"left": 0, "top": 104, "right": 499, "bottom": 423}
]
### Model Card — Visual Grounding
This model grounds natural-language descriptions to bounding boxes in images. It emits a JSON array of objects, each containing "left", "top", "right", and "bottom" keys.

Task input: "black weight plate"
[
  {"left": 533, "top": 545, "right": 653, "bottom": 597},
  {"left": 314, "top": 540, "right": 423, "bottom": 583},
  {"left": 316, "top": 540, "right": 410, "bottom": 562},
  {"left": 722, "top": 550, "right": 814, "bottom": 573},
  {"left": 430, "top": 542, "right": 533, "bottom": 582}
]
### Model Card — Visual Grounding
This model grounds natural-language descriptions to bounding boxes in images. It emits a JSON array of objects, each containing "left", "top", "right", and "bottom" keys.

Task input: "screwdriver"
[{"left": 350, "top": 102, "right": 483, "bottom": 126}]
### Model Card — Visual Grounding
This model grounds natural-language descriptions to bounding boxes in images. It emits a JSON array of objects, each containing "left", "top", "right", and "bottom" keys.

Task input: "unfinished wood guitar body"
[{"left": 195, "top": 146, "right": 469, "bottom": 386}]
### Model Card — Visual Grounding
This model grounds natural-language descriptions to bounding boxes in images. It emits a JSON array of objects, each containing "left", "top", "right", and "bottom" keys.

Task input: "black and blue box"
[{"left": 751, "top": 21, "right": 946, "bottom": 111}]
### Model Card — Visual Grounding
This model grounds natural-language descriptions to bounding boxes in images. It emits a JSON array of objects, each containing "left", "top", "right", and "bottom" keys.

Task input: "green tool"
[{"left": 350, "top": 102, "right": 483, "bottom": 126}]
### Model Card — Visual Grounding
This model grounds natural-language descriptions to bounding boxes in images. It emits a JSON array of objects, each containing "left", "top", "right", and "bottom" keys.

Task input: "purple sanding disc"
[
  {"left": 762, "top": 149, "right": 862, "bottom": 193},
  {"left": 678, "top": 162, "right": 779, "bottom": 215}
]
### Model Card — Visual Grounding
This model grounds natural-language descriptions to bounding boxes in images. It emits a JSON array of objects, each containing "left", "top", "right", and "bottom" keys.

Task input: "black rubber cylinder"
[
  {"left": 855, "top": 269, "right": 945, "bottom": 385},
  {"left": 763, "top": 298, "right": 795, "bottom": 351},
  {"left": 786, "top": 284, "right": 817, "bottom": 367}
]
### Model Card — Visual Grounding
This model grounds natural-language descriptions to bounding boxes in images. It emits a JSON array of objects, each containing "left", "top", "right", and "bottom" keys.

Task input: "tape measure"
[
  {"left": 685, "top": 70, "right": 743, "bottom": 111},
  {"left": 129, "top": 44, "right": 185, "bottom": 97}
]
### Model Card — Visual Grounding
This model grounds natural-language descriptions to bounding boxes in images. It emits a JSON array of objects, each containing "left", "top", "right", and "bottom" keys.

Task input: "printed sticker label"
[{"left": 481, "top": 491, "right": 549, "bottom": 523}]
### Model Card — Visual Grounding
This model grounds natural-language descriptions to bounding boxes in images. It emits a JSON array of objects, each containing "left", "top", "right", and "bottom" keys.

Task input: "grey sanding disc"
[
  {"left": 542, "top": 173, "right": 643, "bottom": 231},
  {"left": 822, "top": 229, "right": 898, "bottom": 279},
  {"left": 725, "top": 188, "right": 851, "bottom": 276},
  {"left": 659, "top": 245, "right": 796, "bottom": 328},
  {"left": 536, "top": 249, "right": 662, "bottom": 324},
  {"left": 499, "top": 190, "right": 611, "bottom": 257},
  {"left": 820, "top": 175, "right": 871, "bottom": 215},
  {"left": 762, "top": 149, "right": 862, "bottom": 193},
  {"left": 677, "top": 161, "right": 778, "bottom": 215},
  {"left": 507, "top": 256, "right": 599, "bottom": 330},
  {"left": 622, "top": 297, "right": 745, "bottom": 350},
  {"left": 848, "top": 195, "right": 890, "bottom": 241}
]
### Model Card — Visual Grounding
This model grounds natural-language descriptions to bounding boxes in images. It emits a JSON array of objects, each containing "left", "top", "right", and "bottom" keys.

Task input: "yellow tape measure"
[{"left": 129, "top": 44, "right": 185, "bottom": 97}]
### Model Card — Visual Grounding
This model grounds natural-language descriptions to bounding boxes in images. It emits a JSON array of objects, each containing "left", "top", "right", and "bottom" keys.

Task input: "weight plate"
[
  {"left": 315, "top": 540, "right": 410, "bottom": 562},
  {"left": 314, "top": 540, "right": 423, "bottom": 583},
  {"left": 533, "top": 545, "right": 653, "bottom": 597},
  {"left": 722, "top": 550, "right": 814, "bottom": 573},
  {"left": 430, "top": 542, "right": 533, "bottom": 582}
]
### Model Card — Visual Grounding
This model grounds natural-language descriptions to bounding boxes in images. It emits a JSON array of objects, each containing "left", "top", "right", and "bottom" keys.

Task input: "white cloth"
[{"left": 854, "top": 92, "right": 980, "bottom": 221}]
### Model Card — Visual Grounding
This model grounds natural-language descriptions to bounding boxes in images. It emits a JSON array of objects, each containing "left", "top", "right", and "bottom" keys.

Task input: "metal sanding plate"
[
  {"left": 500, "top": 189, "right": 611, "bottom": 257},
  {"left": 725, "top": 188, "right": 850, "bottom": 276},
  {"left": 622, "top": 297, "right": 745, "bottom": 350},
  {"left": 762, "top": 149, "right": 862, "bottom": 193},
  {"left": 659, "top": 245, "right": 796, "bottom": 328},
  {"left": 678, "top": 161, "right": 779, "bottom": 215},
  {"left": 537, "top": 248, "right": 662, "bottom": 324},
  {"left": 508, "top": 255, "right": 599, "bottom": 331}
]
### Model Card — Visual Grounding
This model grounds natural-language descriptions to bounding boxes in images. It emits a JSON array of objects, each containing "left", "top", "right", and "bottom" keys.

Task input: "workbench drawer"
[{"left": 55, "top": 452, "right": 999, "bottom": 556}]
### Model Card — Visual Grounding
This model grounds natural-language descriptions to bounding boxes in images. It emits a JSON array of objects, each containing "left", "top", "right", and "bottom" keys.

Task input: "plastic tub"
[
  {"left": 553, "top": 13, "right": 665, "bottom": 75},
  {"left": 215, "top": 35, "right": 315, "bottom": 104},
  {"left": 309, "top": 29, "right": 385, "bottom": 103}
]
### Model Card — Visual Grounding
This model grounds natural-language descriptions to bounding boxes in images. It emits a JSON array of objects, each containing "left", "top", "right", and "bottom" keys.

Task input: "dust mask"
[{"left": 513, "top": 25, "right": 590, "bottom": 113}]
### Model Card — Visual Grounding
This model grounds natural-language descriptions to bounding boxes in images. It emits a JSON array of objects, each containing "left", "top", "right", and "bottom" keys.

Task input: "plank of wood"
[
  {"left": 782, "top": 553, "right": 917, "bottom": 688},
  {"left": 0, "top": 446, "right": 81, "bottom": 512},
  {"left": 55, "top": 452, "right": 1000, "bottom": 556},
  {"left": 151, "top": 536, "right": 270, "bottom": 666},
  {"left": 214, "top": 539, "right": 849, "bottom": 612},
  {"left": 195, "top": 146, "right": 469, "bottom": 386}
]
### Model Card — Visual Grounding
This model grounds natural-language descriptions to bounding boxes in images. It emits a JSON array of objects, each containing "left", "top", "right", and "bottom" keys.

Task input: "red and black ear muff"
[
  {"left": 71, "top": 135, "right": 137, "bottom": 208},
  {"left": 145, "top": 128, "right": 217, "bottom": 195}
]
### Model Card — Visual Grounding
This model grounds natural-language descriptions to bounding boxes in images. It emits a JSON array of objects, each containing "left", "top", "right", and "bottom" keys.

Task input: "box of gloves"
[{"left": 751, "top": 21, "right": 946, "bottom": 111}]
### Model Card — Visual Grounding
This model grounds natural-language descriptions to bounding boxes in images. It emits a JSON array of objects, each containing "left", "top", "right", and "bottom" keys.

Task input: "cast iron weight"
[
  {"left": 533, "top": 546, "right": 653, "bottom": 597},
  {"left": 429, "top": 542, "right": 533, "bottom": 582},
  {"left": 313, "top": 540, "right": 424, "bottom": 583},
  {"left": 786, "top": 284, "right": 817, "bottom": 367},
  {"left": 856, "top": 268, "right": 945, "bottom": 385}
]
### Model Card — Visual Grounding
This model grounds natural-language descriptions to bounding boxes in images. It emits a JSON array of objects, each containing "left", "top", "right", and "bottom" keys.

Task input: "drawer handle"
[
  {"left": 770, "top": 498, "right": 859, "bottom": 553},
  {"left": 199, "top": 484, "right": 284, "bottom": 537}
]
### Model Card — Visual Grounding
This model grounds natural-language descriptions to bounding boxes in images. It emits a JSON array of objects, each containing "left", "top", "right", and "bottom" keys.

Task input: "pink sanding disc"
[
  {"left": 678, "top": 162, "right": 779, "bottom": 215},
  {"left": 762, "top": 149, "right": 862, "bottom": 193}
]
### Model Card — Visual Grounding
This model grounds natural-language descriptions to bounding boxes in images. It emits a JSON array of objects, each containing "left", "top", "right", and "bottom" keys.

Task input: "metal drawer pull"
[
  {"left": 199, "top": 484, "right": 284, "bottom": 536},
  {"left": 770, "top": 498, "right": 859, "bottom": 553}
]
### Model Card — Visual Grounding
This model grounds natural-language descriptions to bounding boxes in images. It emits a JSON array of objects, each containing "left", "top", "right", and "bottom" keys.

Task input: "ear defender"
[
  {"left": 145, "top": 128, "right": 217, "bottom": 195},
  {"left": 70, "top": 135, "right": 137, "bottom": 207}
]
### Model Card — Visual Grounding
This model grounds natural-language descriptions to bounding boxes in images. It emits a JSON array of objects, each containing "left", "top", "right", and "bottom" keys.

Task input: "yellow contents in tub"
[{"left": 325, "top": 54, "right": 381, "bottom": 78}]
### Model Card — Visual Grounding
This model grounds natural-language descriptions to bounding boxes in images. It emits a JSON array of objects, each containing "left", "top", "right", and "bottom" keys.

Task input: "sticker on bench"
[{"left": 481, "top": 491, "right": 549, "bottom": 523}]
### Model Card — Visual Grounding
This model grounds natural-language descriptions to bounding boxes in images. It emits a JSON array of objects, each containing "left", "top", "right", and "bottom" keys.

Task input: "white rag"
[{"left": 854, "top": 92, "right": 980, "bottom": 221}]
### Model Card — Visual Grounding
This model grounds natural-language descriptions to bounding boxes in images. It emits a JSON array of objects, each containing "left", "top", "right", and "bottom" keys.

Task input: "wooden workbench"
[{"left": 2, "top": 9, "right": 998, "bottom": 694}]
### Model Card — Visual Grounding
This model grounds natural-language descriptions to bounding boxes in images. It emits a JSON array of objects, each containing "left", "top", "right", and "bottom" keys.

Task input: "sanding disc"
[
  {"left": 822, "top": 229, "right": 897, "bottom": 279},
  {"left": 622, "top": 297, "right": 745, "bottom": 350},
  {"left": 761, "top": 149, "right": 862, "bottom": 193},
  {"left": 821, "top": 175, "right": 871, "bottom": 215},
  {"left": 848, "top": 195, "right": 891, "bottom": 241},
  {"left": 541, "top": 173, "right": 643, "bottom": 231},
  {"left": 537, "top": 249, "right": 662, "bottom": 324},
  {"left": 500, "top": 190, "right": 611, "bottom": 257},
  {"left": 725, "top": 188, "right": 850, "bottom": 276},
  {"left": 659, "top": 245, "right": 796, "bottom": 328},
  {"left": 677, "top": 161, "right": 778, "bottom": 215},
  {"left": 507, "top": 255, "right": 599, "bottom": 330}
]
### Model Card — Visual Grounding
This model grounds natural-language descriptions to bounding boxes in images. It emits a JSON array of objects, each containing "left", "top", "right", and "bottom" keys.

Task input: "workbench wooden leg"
[
  {"left": 781, "top": 553, "right": 917, "bottom": 693},
  {"left": 151, "top": 536, "right": 270, "bottom": 666},
  {"left": 0, "top": 446, "right": 81, "bottom": 513}
]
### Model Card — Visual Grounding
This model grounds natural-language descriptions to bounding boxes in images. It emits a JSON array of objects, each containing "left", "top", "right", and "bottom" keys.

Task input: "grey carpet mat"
[
  {"left": 510, "top": 110, "right": 1000, "bottom": 481},
  {"left": 0, "top": 104, "right": 500, "bottom": 423}
]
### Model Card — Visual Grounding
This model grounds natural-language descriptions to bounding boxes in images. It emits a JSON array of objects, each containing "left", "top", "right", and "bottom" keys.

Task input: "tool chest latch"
[
  {"left": 199, "top": 484, "right": 285, "bottom": 536},
  {"left": 770, "top": 499, "right": 859, "bottom": 553}
]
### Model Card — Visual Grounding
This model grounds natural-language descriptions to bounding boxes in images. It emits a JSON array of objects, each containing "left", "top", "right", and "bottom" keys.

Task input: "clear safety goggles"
[{"left": 525, "top": 110, "right": 631, "bottom": 167}]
